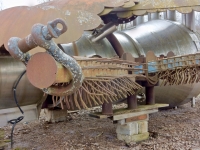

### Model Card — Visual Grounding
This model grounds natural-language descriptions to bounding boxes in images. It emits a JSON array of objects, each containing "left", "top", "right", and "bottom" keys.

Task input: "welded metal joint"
[
  {"left": 8, "top": 18, "right": 84, "bottom": 96},
  {"left": 89, "top": 22, "right": 117, "bottom": 42}
]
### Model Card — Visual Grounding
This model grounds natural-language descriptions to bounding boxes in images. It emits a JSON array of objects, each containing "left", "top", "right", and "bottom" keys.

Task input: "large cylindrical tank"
[
  {"left": 0, "top": 55, "right": 43, "bottom": 109},
  {"left": 60, "top": 20, "right": 200, "bottom": 107},
  {"left": 111, "top": 20, "right": 200, "bottom": 106}
]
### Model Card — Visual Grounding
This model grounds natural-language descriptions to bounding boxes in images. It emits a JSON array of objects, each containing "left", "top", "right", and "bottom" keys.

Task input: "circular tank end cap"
[{"left": 27, "top": 52, "right": 57, "bottom": 89}]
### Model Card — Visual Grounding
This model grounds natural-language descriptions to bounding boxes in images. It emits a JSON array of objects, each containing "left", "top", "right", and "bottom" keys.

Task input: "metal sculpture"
[{"left": 0, "top": 0, "right": 200, "bottom": 125}]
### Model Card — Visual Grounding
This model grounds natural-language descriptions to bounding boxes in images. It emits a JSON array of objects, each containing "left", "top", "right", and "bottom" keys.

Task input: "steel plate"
[
  {"left": 192, "top": 6, "right": 200, "bottom": 12},
  {"left": 122, "top": 0, "right": 136, "bottom": 8},
  {"left": 0, "top": 6, "right": 83, "bottom": 51},
  {"left": 176, "top": 7, "right": 193, "bottom": 14},
  {"left": 147, "top": 9, "right": 158, "bottom": 13},
  {"left": 103, "top": 0, "right": 126, "bottom": 7},
  {"left": 132, "top": 10, "right": 147, "bottom": 15},
  {"left": 40, "top": 0, "right": 104, "bottom": 15},
  {"left": 117, "top": 11, "right": 133, "bottom": 18},
  {"left": 99, "top": 7, "right": 113, "bottom": 16}
]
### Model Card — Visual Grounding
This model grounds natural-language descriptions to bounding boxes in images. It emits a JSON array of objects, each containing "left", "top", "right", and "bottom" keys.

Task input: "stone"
[
  {"left": 42, "top": 108, "right": 68, "bottom": 123},
  {"left": 138, "top": 121, "right": 148, "bottom": 134},
  {"left": 116, "top": 122, "right": 138, "bottom": 135},
  {"left": 117, "top": 132, "right": 149, "bottom": 143}
]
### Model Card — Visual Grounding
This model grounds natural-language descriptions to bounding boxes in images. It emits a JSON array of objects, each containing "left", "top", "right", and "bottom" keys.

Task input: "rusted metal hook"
[{"left": 7, "top": 18, "right": 84, "bottom": 96}]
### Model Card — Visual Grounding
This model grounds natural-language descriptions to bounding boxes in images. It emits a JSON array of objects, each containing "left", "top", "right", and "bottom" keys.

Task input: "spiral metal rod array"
[{"left": 51, "top": 76, "right": 142, "bottom": 110}]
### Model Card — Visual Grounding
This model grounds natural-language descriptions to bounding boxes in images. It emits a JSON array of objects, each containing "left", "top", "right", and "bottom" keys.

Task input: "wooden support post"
[
  {"left": 127, "top": 94, "right": 137, "bottom": 109},
  {"left": 145, "top": 86, "right": 155, "bottom": 105}
]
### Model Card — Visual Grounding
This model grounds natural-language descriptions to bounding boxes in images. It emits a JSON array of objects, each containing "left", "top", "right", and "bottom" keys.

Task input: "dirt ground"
[{"left": 2, "top": 99, "right": 200, "bottom": 150}]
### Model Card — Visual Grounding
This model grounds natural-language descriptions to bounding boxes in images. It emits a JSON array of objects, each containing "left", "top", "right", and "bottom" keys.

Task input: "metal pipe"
[
  {"left": 127, "top": 94, "right": 137, "bottom": 109},
  {"left": 102, "top": 101, "right": 113, "bottom": 115},
  {"left": 136, "top": 16, "right": 144, "bottom": 25},
  {"left": 145, "top": 86, "right": 155, "bottom": 105},
  {"left": 91, "top": 25, "right": 117, "bottom": 42},
  {"left": 167, "top": 10, "right": 176, "bottom": 21},
  {"left": 185, "top": 11, "right": 195, "bottom": 31},
  {"left": 148, "top": 12, "right": 159, "bottom": 21}
]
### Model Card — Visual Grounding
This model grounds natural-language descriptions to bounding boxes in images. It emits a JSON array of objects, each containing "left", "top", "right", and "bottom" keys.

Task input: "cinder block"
[
  {"left": 138, "top": 121, "right": 148, "bottom": 134},
  {"left": 117, "top": 132, "right": 149, "bottom": 143},
  {"left": 116, "top": 122, "right": 138, "bottom": 135},
  {"left": 42, "top": 109, "right": 68, "bottom": 123}
]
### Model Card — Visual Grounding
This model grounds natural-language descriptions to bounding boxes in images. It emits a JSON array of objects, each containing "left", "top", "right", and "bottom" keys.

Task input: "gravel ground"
[{"left": 2, "top": 99, "right": 200, "bottom": 150}]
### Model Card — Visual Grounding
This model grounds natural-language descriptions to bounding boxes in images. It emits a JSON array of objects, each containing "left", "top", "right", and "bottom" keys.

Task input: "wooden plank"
[
  {"left": 125, "top": 114, "right": 147, "bottom": 123},
  {"left": 89, "top": 113, "right": 110, "bottom": 119},
  {"left": 113, "top": 109, "right": 158, "bottom": 121},
  {"left": 113, "top": 103, "right": 169, "bottom": 115}
]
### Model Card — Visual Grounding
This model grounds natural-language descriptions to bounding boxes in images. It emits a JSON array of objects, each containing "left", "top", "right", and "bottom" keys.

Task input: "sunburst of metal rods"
[
  {"left": 51, "top": 76, "right": 142, "bottom": 110},
  {"left": 156, "top": 66, "right": 200, "bottom": 86}
]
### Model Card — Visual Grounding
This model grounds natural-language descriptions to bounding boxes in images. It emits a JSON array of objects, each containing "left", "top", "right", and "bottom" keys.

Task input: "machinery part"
[
  {"left": 146, "top": 86, "right": 155, "bottom": 105},
  {"left": 127, "top": 94, "right": 137, "bottom": 109},
  {"left": 102, "top": 102, "right": 113, "bottom": 115},
  {"left": 0, "top": 56, "right": 43, "bottom": 109},
  {"left": 108, "top": 20, "right": 200, "bottom": 107},
  {"left": 7, "top": 18, "right": 84, "bottom": 96},
  {"left": 50, "top": 76, "right": 142, "bottom": 110},
  {"left": 60, "top": 31, "right": 117, "bottom": 58},
  {"left": 89, "top": 22, "right": 117, "bottom": 42}
]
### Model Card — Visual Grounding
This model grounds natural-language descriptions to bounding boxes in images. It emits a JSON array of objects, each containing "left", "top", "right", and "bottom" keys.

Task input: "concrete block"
[
  {"left": 138, "top": 121, "right": 148, "bottom": 134},
  {"left": 116, "top": 122, "right": 138, "bottom": 135},
  {"left": 0, "top": 104, "right": 38, "bottom": 127},
  {"left": 118, "top": 119, "right": 125, "bottom": 125},
  {"left": 117, "top": 132, "right": 149, "bottom": 143},
  {"left": 42, "top": 109, "right": 68, "bottom": 123}
]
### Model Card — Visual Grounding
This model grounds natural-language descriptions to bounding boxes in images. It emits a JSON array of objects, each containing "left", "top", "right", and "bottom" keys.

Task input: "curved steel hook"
[{"left": 8, "top": 18, "right": 84, "bottom": 96}]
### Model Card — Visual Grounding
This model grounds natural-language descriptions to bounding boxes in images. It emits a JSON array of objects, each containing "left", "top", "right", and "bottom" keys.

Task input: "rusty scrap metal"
[
  {"left": 50, "top": 76, "right": 142, "bottom": 110},
  {"left": 7, "top": 18, "right": 84, "bottom": 96},
  {"left": 0, "top": 6, "right": 83, "bottom": 49}
]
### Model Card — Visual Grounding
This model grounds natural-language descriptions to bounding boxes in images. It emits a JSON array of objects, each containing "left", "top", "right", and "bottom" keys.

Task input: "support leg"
[
  {"left": 102, "top": 101, "right": 113, "bottom": 115},
  {"left": 145, "top": 86, "right": 155, "bottom": 105},
  {"left": 127, "top": 94, "right": 137, "bottom": 109}
]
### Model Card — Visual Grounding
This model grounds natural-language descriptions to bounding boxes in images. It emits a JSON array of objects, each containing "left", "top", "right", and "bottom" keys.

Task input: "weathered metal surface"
[
  {"left": 132, "top": 10, "right": 147, "bottom": 16},
  {"left": 64, "top": 9, "right": 102, "bottom": 31},
  {"left": 0, "top": 6, "right": 83, "bottom": 50},
  {"left": 192, "top": 6, "right": 200, "bottom": 12},
  {"left": 111, "top": 20, "right": 200, "bottom": 107},
  {"left": 102, "top": 102, "right": 113, "bottom": 115},
  {"left": 127, "top": 95, "right": 137, "bottom": 109},
  {"left": 53, "top": 0, "right": 105, "bottom": 14},
  {"left": 99, "top": 7, "right": 113, "bottom": 16},
  {"left": 26, "top": 52, "right": 58, "bottom": 89},
  {"left": 0, "top": 56, "right": 43, "bottom": 109},
  {"left": 176, "top": 7, "right": 193, "bottom": 14},
  {"left": 122, "top": 0, "right": 136, "bottom": 8},
  {"left": 60, "top": 31, "right": 117, "bottom": 58},
  {"left": 117, "top": 11, "right": 133, "bottom": 18},
  {"left": 131, "top": 0, "right": 200, "bottom": 10},
  {"left": 7, "top": 19, "right": 84, "bottom": 96},
  {"left": 122, "top": 20, "right": 199, "bottom": 57},
  {"left": 145, "top": 86, "right": 155, "bottom": 105}
]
